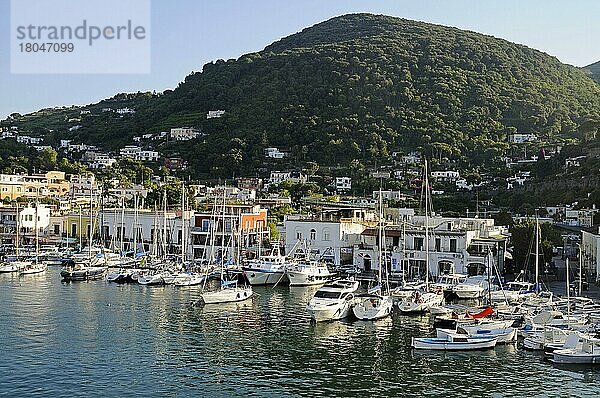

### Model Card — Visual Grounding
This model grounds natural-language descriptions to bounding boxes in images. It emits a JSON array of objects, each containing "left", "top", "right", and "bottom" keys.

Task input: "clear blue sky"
[{"left": 1, "top": 0, "right": 598, "bottom": 119}]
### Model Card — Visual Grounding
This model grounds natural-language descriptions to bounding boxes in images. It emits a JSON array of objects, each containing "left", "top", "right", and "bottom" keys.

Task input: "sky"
[{"left": 0, "top": 0, "right": 598, "bottom": 119}]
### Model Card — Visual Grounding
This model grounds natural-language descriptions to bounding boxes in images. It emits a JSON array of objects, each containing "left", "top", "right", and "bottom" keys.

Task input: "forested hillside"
[{"left": 4, "top": 13, "right": 600, "bottom": 179}]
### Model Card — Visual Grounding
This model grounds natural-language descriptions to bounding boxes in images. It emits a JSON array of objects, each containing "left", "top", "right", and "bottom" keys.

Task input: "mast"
[
  {"left": 163, "top": 189, "right": 168, "bottom": 258},
  {"left": 377, "top": 180, "right": 383, "bottom": 290},
  {"left": 88, "top": 185, "right": 93, "bottom": 260},
  {"left": 133, "top": 193, "right": 138, "bottom": 256},
  {"left": 34, "top": 202, "right": 39, "bottom": 264},
  {"left": 402, "top": 217, "right": 406, "bottom": 284},
  {"left": 181, "top": 183, "right": 186, "bottom": 263},
  {"left": 566, "top": 257, "right": 571, "bottom": 322},
  {"left": 535, "top": 215, "right": 539, "bottom": 291},
  {"left": 78, "top": 204, "right": 82, "bottom": 250},
  {"left": 120, "top": 196, "right": 125, "bottom": 255},
  {"left": 578, "top": 244, "right": 583, "bottom": 296},
  {"left": 15, "top": 201, "right": 20, "bottom": 259},
  {"left": 424, "top": 159, "right": 430, "bottom": 288}
]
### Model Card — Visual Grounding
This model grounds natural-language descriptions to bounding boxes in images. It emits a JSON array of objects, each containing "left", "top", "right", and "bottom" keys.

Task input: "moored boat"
[
  {"left": 411, "top": 334, "right": 498, "bottom": 350},
  {"left": 306, "top": 279, "right": 359, "bottom": 322}
]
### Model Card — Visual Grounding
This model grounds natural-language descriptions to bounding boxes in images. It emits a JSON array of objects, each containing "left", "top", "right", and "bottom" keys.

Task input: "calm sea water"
[{"left": 1, "top": 268, "right": 599, "bottom": 398}]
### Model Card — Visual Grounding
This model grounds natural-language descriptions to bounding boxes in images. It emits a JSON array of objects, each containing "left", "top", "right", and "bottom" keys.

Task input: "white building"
[
  {"left": 117, "top": 107, "right": 136, "bottom": 114},
  {"left": 207, "top": 110, "right": 225, "bottom": 119},
  {"left": 353, "top": 216, "right": 509, "bottom": 277},
  {"left": 269, "top": 171, "right": 308, "bottom": 185},
  {"left": 119, "top": 146, "right": 141, "bottom": 158},
  {"left": 581, "top": 228, "right": 600, "bottom": 281},
  {"left": 431, "top": 170, "right": 460, "bottom": 182},
  {"left": 170, "top": 127, "right": 201, "bottom": 141},
  {"left": 138, "top": 150, "right": 160, "bottom": 162},
  {"left": 335, "top": 177, "right": 352, "bottom": 192},
  {"left": 508, "top": 133, "right": 537, "bottom": 144},
  {"left": 565, "top": 156, "right": 586, "bottom": 168},
  {"left": 60, "top": 139, "right": 72, "bottom": 148},
  {"left": 19, "top": 204, "right": 51, "bottom": 232},
  {"left": 373, "top": 190, "right": 405, "bottom": 201},
  {"left": 69, "top": 174, "right": 99, "bottom": 198},
  {"left": 264, "top": 147, "right": 287, "bottom": 159},
  {"left": 565, "top": 208, "right": 598, "bottom": 228},
  {"left": 284, "top": 208, "right": 374, "bottom": 265}
]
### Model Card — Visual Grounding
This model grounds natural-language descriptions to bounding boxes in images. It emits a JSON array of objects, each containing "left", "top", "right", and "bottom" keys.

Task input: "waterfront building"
[
  {"left": 581, "top": 227, "right": 600, "bottom": 281},
  {"left": 284, "top": 207, "right": 374, "bottom": 265},
  {"left": 191, "top": 204, "right": 269, "bottom": 261},
  {"left": 353, "top": 215, "right": 509, "bottom": 277}
]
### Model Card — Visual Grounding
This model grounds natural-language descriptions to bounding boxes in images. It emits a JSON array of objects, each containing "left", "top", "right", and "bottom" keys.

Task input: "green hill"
[
  {"left": 4, "top": 13, "right": 600, "bottom": 178},
  {"left": 584, "top": 61, "right": 600, "bottom": 83}
]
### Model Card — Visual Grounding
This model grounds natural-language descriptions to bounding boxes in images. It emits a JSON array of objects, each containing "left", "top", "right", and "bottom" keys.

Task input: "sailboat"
[
  {"left": 0, "top": 202, "right": 32, "bottom": 273},
  {"left": 19, "top": 202, "right": 47, "bottom": 275},
  {"left": 201, "top": 218, "right": 253, "bottom": 304},
  {"left": 61, "top": 191, "right": 106, "bottom": 281},
  {"left": 398, "top": 160, "right": 443, "bottom": 313},
  {"left": 352, "top": 184, "right": 393, "bottom": 320}
]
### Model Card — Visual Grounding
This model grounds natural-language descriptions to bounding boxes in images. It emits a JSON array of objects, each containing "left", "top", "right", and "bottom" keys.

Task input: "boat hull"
[
  {"left": 61, "top": 267, "right": 106, "bottom": 281},
  {"left": 243, "top": 268, "right": 287, "bottom": 285},
  {"left": 411, "top": 337, "right": 497, "bottom": 350},
  {"left": 352, "top": 295, "right": 393, "bottom": 320},
  {"left": 202, "top": 287, "right": 253, "bottom": 304}
]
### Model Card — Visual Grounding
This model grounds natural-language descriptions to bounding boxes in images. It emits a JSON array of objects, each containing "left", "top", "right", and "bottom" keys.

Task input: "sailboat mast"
[
  {"left": 34, "top": 201, "right": 39, "bottom": 264},
  {"left": 566, "top": 257, "right": 570, "bottom": 322},
  {"left": 578, "top": 244, "right": 582, "bottom": 295},
  {"left": 88, "top": 186, "right": 93, "bottom": 260},
  {"left": 424, "top": 159, "right": 430, "bottom": 287},
  {"left": 120, "top": 196, "right": 125, "bottom": 254},
  {"left": 15, "top": 201, "right": 20, "bottom": 259},
  {"left": 535, "top": 215, "right": 539, "bottom": 290},
  {"left": 378, "top": 183, "right": 383, "bottom": 285}
]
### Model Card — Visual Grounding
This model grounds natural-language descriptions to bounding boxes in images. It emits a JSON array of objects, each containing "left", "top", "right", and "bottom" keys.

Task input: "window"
[
  {"left": 53, "top": 224, "right": 60, "bottom": 235},
  {"left": 71, "top": 223, "right": 77, "bottom": 237},
  {"left": 450, "top": 239, "right": 457, "bottom": 253},
  {"left": 310, "top": 229, "right": 316, "bottom": 240},
  {"left": 201, "top": 219, "right": 209, "bottom": 232},
  {"left": 435, "top": 238, "right": 441, "bottom": 252},
  {"left": 323, "top": 229, "right": 331, "bottom": 241},
  {"left": 414, "top": 237, "right": 424, "bottom": 251},
  {"left": 296, "top": 232, "right": 302, "bottom": 240}
]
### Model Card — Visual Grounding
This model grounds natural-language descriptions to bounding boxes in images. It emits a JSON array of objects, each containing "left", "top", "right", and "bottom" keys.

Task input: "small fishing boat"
[
  {"left": 242, "top": 247, "right": 290, "bottom": 285},
  {"left": 306, "top": 279, "right": 359, "bottom": 322},
  {"left": 201, "top": 280, "right": 253, "bottom": 304},
  {"left": 106, "top": 269, "right": 133, "bottom": 283},
  {"left": 411, "top": 334, "right": 498, "bottom": 350},
  {"left": 285, "top": 260, "right": 333, "bottom": 286},
  {"left": 437, "top": 326, "right": 517, "bottom": 344},
  {"left": 551, "top": 334, "right": 600, "bottom": 364}
]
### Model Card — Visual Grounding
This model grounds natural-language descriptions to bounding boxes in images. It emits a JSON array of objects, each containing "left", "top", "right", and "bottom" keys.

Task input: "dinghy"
[{"left": 411, "top": 334, "right": 497, "bottom": 350}]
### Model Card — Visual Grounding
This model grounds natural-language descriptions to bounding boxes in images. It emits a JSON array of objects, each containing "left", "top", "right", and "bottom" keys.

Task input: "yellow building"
[{"left": 0, "top": 171, "right": 70, "bottom": 200}]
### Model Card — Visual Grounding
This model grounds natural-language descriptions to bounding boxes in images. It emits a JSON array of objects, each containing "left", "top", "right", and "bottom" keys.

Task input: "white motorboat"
[
  {"left": 453, "top": 276, "right": 489, "bottom": 299},
  {"left": 398, "top": 290, "right": 444, "bottom": 313},
  {"left": 430, "top": 273, "right": 467, "bottom": 295},
  {"left": 242, "top": 248, "right": 290, "bottom": 285},
  {"left": 437, "top": 326, "right": 517, "bottom": 344},
  {"left": 19, "top": 262, "right": 47, "bottom": 275},
  {"left": 523, "top": 326, "right": 570, "bottom": 351},
  {"left": 490, "top": 281, "right": 536, "bottom": 303},
  {"left": 551, "top": 334, "right": 600, "bottom": 364},
  {"left": 391, "top": 280, "right": 427, "bottom": 299},
  {"left": 306, "top": 279, "right": 359, "bottom": 322},
  {"left": 285, "top": 260, "right": 333, "bottom": 286},
  {"left": 411, "top": 334, "right": 498, "bottom": 350},
  {"left": 352, "top": 285, "right": 394, "bottom": 321},
  {"left": 173, "top": 272, "right": 205, "bottom": 286},
  {"left": 106, "top": 269, "right": 133, "bottom": 283},
  {"left": 201, "top": 280, "right": 253, "bottom": 304},
  {"left": 0, "top": 260, "right": 31, "bottom": 273}
]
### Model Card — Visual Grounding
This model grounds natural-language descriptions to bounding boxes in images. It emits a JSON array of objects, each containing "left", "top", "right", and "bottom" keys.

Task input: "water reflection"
[{"left": 1, "top": 269, "right": 600, "bottom": 397}]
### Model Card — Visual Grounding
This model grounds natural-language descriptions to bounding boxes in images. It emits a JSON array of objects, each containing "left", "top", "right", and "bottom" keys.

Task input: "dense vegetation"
[
  {"left": 584, "top": 61, "right": 600, "bottom": 83},
  {"left": 4, "top": 13, "right": 600, "bottom": 181}
]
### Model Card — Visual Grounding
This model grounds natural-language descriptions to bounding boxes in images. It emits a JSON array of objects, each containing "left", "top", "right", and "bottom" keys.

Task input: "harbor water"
[{"left": 1, "top": 269, "right": 599, "bottom": 397}]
